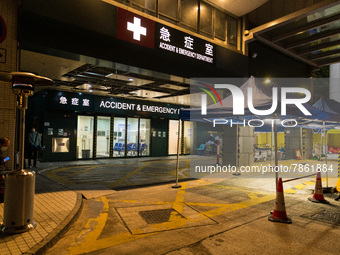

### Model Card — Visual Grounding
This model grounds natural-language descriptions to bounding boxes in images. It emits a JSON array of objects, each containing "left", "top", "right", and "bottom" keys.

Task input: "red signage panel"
[{"left": 117, "top": 8, "right": 155, "bottom": 49}]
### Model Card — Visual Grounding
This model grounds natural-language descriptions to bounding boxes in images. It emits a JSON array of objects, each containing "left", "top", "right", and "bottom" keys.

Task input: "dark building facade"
[{"left": 1, "top": 0, "right": 323, "bottom": 165}]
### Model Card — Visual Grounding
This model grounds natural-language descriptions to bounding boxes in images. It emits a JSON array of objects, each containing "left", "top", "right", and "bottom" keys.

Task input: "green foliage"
[{"left": 313, "top": 66, "right": 329, "bottom": 78}]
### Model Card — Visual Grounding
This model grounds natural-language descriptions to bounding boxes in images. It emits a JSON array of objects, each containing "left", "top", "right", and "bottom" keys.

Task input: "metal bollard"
[{"left": 1, "top": 170, "right": 36, "bottom": 234}]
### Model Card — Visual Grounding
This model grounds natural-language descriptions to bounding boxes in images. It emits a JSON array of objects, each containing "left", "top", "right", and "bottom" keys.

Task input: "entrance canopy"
[
  {"left": 313, "top": 98, "right": 340, "bottom": 114},
  {"left": 300, "top": 97, "right": 340, "bottom": 129}
]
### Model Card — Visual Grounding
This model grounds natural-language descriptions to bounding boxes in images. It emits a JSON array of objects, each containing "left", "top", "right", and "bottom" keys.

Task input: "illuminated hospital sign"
[
  {"left": 156, "top": 24, "right": 214, "bottom": 64},
  {"left": 99, "top": 100, "right": 179, "bottom": 115},
  {"left": 49, "top": 91, "right": 180, "bottom": 118},
  {"left": 116, "top": 8, "right": 215, "bottom": 64}
]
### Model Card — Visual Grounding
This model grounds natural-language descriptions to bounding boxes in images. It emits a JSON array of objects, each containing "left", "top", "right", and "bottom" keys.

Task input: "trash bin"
[
  {"left": 1, "top": 170, "right": 36, "bottom": 234},
  {"left": 82, "top": 149, "right": 90, "bottom": 159}
]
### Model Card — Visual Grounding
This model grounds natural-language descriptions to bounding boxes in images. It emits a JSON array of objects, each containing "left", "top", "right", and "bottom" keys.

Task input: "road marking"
[
  {"left": 199, "top": 183, "right": 268, "bottom": 195},
  {"left": 140, "top": 172, "right": 169, "bottom": 176},
  {"left": 68, "top": 196, "right": 109, "bottom": 255},
  {"left": 185, "top": 193, "right": 274, "bottom": 220},
  {"left": 284, "top": 180, "right": 316, "bottom": 193},
  {"left": 294, "top": 184, "right": 307, "bottom": 190},
  {"left": 66, "top": 180, "right": 275, "bottom": 254},
  {"left": 247, "top": 192, "right": 259, "bottom": 200},
  {"left": 44, "top": 158, "right": 211, "bottom": 187},
  {"left": 45, "top": 166, "right": 98, "bottom": 185},
  {"left": 284, "top": 189, "right": 297, "bottom": 194},
  {"left": 45, "top": 164, "right": 138, "bottom": 186},
  {"left": 109, "top": 162, "right": 152, "bottom": 189},
  {"left": 170, "top": 182, "right": 187, "bottom": 221},
  {"left": 170, "top": 159, "right": 191, "bottom": 177}
]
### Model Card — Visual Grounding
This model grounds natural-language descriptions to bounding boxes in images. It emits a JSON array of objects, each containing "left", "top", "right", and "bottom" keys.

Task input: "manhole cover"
[
  {"left": 302, "top": 210, "right": 340, "bottom": 225},
  {"left": 139, "top": 208, "right": 185, "bottom": 224}
]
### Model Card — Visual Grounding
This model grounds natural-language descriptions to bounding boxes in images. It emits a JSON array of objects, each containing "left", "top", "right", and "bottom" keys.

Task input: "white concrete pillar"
[{"left": 329, "top": 63, "right": 340, "bottom": 103}]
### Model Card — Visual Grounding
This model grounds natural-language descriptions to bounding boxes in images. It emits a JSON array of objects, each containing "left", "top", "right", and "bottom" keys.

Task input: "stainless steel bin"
[{"left": 1, "top": 170, "right": 36, "bottom": 234}]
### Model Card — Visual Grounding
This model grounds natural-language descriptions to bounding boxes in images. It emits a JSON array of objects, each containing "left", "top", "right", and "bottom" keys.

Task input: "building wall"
[
  {"left": 222, "top": 126, "right": 254, "bottom": 167},
  {"left": 18, "top": 1, "right": 248, "bottom": 79},
  {"left": 246, "top": 0, "right": 325, "bottom": 29},
  {"left": 0, "top": 0, "right": 18, "bottom": 170},
  {"left": 248, "top": 41, "right": 311, "bottom": 78}
]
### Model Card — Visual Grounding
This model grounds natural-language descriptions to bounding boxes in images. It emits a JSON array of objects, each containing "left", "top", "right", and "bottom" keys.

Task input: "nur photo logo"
[{"left": 200, "top": 83, "right": 311, "bottom": 116}]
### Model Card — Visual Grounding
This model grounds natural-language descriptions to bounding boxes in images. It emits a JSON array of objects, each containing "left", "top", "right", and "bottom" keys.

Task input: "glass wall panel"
[
  {"left": 132, "top": 0, "right": 156, "bottom": 15},
  {"left": 139, "top": 119, "right": 150, "bottom": 156},
  {"left": 227, "top": 16, "right": 238, "bottom": 46},
  {"left": 96, "top": 116, "right": 111, "bottom": 158},
  {"left": 114, "top": 0, "right": 237, "bottom": 45},
  {"left": 181, "top": 0, "right": 198, "bottom": 31},
  {"left": 113, "top": 117, "right": 126, "bottom": 157},
  {"left": 168, "top": 120, "right": 182, "bottom": 155},
  {"left": 159, "top": 0, "right": 178, "bottom": 21},
  {"left": 183, "top": 121, "right": 193, "bottom": 154},
  {"left": 200, "top": 2, "right": 212, "bottom": 36},
  {"left": 214, "top": 9, "right": 226, "bottom": 40},
  {"left": 127, "top": 118, "right": 139, "bottom": 156},
  {"left": 77, "top": 116, "right": 94, "bottom": 159}
]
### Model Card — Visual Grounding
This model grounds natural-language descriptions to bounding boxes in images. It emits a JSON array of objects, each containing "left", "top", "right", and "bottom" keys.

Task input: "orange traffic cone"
[
  {"left": 296, "top": 148, "right": 301, "bottom": 160},
  {"left": 268, "top": 178, "right": 292, "bottom": 224},
  {"left": 308, "top": 171, "right": 329, "bottom": 204}
]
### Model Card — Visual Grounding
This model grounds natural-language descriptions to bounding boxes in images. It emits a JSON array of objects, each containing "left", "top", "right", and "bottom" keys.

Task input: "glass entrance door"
[
  {"left": 77, "top": 116, "right": 94, "bottom": 159},
  {"left": 96, "top": 116, "right": 111, "bottom": 158},
  {"left": 78, "top": 116, "right": 152, "bottom": 159},
  {"left": 139, "top": 119, "right": 150, "bottom": 156},
  {"left": 127, "top": 118, "right": 139, "bottom": 157},
  {"left": 183, "top": 121, "right": 193, "bottom": 154},
  {"left": 113, "top": 117, "right": 126, "bottom": 157},
  {"left": 168, "top": 120, "right": 182, "bottom": 155}
]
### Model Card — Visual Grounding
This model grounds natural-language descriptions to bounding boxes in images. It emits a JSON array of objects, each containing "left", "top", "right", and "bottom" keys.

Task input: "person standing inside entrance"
[{"left": 27, "top": 127, "right": 41, "bottom": 168}]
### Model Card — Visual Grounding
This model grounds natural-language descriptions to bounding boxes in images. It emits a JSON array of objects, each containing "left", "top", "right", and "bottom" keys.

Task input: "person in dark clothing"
[
  {"left": 0, "top": 137, "right": 10, "bottom": 202},
  {"left": 27, "top": 128, "right": 41, "bottom": 168},
  {"left": 0, "top": 137, "right": 10, "bottom": 166}
]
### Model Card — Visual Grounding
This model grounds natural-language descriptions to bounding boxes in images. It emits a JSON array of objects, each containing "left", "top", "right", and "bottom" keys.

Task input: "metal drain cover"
[
  {"left": 139, "top": 208, "right": 185, "bottom": 224},
  {"left": 302, "top": 210, "right": 340, "bottom": 225}
]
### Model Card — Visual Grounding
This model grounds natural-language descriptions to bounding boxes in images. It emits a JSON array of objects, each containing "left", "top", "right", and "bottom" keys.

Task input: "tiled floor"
[{"left": 0, "top": 173, "right": 79, "bottom": 255}]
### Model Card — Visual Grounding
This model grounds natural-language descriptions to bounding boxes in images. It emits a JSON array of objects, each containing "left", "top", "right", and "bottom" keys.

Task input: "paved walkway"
[
  {"left": 0, "top": 156, "right": 190, "bottom": 255},
  {"left": 0, "top": 156, "right": 338, "bottom": 255},
  {"left": 0, "top": 156, "right": 191, "bottom": 255},
  {"left": 0, "top": 173, "right": 82, "bottom": 255}
]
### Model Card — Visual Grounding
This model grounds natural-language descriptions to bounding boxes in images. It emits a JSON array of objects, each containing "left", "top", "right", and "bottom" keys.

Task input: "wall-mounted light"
[{"left": 264, "top": 78, "right": 271, "bottom": 84}]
